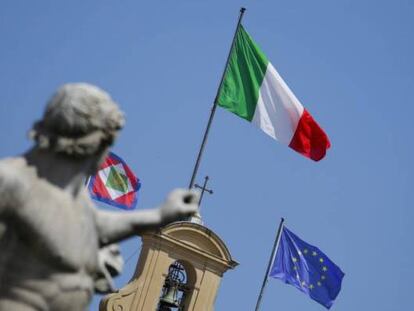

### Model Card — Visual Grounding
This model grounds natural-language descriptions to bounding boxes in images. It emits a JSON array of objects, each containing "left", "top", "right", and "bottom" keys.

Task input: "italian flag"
[{"left": 217, "top": 25, "right": 330, "bottom": 161}]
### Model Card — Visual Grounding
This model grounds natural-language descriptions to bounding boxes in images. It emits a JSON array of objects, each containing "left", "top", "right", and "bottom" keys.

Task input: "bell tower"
[{"left": 100, "top": 221, "right": 238, "bottom": 310}]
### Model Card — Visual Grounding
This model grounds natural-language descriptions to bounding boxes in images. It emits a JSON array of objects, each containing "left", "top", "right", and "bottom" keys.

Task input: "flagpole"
[
  {"left": 188, "top": 7, "right": 246, "bottom": 189},
  {"left": 254, "top": 217, "right": 285, "bottom": 311}
]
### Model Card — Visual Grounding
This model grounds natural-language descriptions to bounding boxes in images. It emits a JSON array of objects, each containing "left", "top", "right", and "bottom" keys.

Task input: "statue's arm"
[{"left": 94, "top": 189, "right": 198, "bottom": 246}]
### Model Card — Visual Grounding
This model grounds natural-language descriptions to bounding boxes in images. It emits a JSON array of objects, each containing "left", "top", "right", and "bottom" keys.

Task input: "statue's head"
[{"left": 30, "top": 83, "right": 125, "bottom": 158}]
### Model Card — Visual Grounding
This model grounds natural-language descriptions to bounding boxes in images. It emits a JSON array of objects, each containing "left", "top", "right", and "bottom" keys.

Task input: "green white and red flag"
[{"left": 217, "top": 25, "right": 331, "bottom": 161}]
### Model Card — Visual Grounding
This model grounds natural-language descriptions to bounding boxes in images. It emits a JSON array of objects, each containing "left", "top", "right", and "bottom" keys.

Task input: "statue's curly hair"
[{"left": 29, "top": 83, "right": 125, "bottom": 157}]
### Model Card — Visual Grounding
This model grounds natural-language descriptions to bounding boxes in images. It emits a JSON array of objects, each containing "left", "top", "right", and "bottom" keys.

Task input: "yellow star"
[
  {"left": 293, "top": 266, "right": 297, "bottom": 270},
  {"left": 322, "top": 266, "right": 328, "bottom": 272},
  {"left": 303, "top": 249, "right": 308, "bottom": 254},
  {"left": 319, "top": 258, "right": 324, "bottom": 263},
  {"left": 309, "top": 284, "right": 314, "bottom": 290},
  {"left": 292, "top": 257, "right": 298, "bottom": 262},
  {"left": 312, "top": 251, "right": 317, "bottom": 256},
  {"left": 317, "top": 281, "right": 322, "bottom": 286},
  {"left": 321, "top": 275, "right": 326, "bottom": 280}
]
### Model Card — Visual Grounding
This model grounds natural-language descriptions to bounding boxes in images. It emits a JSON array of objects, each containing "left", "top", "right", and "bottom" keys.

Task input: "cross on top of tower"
[{"left": 194, "top": 176, "right": 213, "bottom": 208}]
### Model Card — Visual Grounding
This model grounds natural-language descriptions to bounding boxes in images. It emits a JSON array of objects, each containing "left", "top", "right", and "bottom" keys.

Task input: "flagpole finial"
[{"left": 240, "top": 7, "right": 246, "bottom": 13}]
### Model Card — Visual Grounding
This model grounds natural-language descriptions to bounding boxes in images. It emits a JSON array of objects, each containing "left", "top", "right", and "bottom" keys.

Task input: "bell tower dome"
[{"left": 100, "top": 222, "right": 238, "bottom": 310}]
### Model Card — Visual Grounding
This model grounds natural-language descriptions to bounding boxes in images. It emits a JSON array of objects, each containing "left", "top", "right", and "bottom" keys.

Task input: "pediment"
[{"left": 161, "top": 222, "right": 233, "bottom": 263}]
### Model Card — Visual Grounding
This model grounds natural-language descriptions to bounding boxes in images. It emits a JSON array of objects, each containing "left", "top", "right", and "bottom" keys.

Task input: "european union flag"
[{"left": 269, "top": 226, "right": 344, "bottom": 309}]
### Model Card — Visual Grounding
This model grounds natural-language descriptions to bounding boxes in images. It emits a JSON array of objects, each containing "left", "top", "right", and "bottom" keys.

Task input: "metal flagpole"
[
  {"left": 254, "top": 217, "right": 285, "bottom": 311},
  {"left": 188, "top": 7, "right": 246, "bottom": 189}
]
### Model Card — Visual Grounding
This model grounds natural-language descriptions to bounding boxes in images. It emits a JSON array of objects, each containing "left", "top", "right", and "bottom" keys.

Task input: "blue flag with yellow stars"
[{"left": 269, "top": 226, "right": 344, "bottom": 309}]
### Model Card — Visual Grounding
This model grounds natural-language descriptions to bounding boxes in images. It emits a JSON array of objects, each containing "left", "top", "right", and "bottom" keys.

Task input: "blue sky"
[{"left": 1, "top": 1, "right": 413, "bottom": 310}]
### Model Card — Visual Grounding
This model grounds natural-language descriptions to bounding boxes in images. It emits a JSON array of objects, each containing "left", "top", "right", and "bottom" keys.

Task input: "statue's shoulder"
[
  {"left": 0, "top": 157, "right": 31, "bottom": 209},
  {"left": 0, "top": 156, "right": 30, "bottom": 179}
]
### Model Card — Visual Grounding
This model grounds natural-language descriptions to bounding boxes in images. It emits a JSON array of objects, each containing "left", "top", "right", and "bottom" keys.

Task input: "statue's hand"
[{"left": 159, "top": 189, "right": 199, "bottom": 225}]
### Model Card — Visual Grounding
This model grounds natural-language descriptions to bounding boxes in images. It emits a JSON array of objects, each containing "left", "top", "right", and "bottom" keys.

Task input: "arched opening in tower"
[{"left": 157, "top": 261, "right": 191, "bottom": 311}]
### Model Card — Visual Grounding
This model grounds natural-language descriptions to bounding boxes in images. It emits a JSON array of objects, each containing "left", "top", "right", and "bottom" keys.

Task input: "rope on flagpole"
[{"left": 188, "top": 7, "right": 246, "bottom": 189}]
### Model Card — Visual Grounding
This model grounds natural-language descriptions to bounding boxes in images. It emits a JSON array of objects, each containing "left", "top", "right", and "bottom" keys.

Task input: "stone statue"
[{"left": 0, "top": 83, "right": 199, "bottom": 311}]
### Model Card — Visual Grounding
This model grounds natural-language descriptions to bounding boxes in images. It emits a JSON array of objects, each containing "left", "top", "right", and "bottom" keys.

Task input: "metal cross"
[{"left": 194, "top": 176, "right": 213, "bottom": 208}]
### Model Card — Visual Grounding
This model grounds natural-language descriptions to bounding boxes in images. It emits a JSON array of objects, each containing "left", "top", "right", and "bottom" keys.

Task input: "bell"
[{"left": 159, "top": 284, "right": 180, "bottom": 307}]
